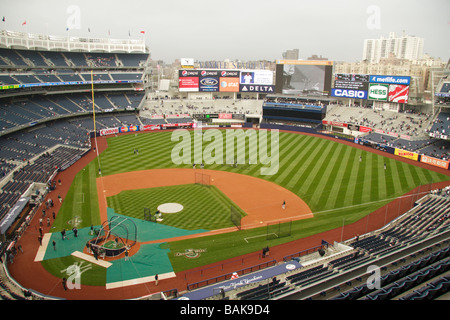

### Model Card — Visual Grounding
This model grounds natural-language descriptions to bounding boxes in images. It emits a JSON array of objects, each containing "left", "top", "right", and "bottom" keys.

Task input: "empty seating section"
[
  {"left": 0, "top": 48, "right": 149, "bottom": 69},
  {"left": 236, "top": 280, "right": 292, "bottom": 300},
  {"left": 286, "top": 265, "right": 334, "bottom": 286},
  {"left": 330, "top": 244, "right": 450, "bottom": 300},
  {"left": 0, "top": 47, "right": 148, "bottom": 133},
  {"left": 0, "top": 146, "right": 86, "bottom": 220},
  {"left": 0, "top": 91, "right": 145, "bottom": 131}
]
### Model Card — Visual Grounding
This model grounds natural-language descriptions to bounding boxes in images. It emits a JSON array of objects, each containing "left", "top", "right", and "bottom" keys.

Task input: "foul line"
[
  {"left": 71, "top": 251, "right": 112, "bottom": 268},
  {"left": 34, "top": 233, "right": 52, "bottom": 262}
]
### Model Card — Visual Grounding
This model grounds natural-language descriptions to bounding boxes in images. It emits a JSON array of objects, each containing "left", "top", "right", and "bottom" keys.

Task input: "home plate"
[{"left": 157, "top": 203, "right": 183, "bottom": 213}]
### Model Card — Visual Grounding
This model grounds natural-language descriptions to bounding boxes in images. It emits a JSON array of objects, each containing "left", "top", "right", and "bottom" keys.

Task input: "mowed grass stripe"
[
  {"left": 360, "top": 152, "right": 374, "bottom": 205},
  {"left": 333, "top": 148, "right": 358, "bottom": 209},
  {"left": 343, "top": 148, "right": 363, "bottom": 208},
  {"left": 278, "top": 135, "right": 317, "bottom": 187},
  {"left": 289, "top": 138, "right": 328, "bottom": 192},
  {"left": 317, "top": 143, "right": 348, "bottom": 211},
  {"left": 300, "top": 141, "right": 338, "bottom": 208},
  {"left": 275, "top": 134, "right": 314, "bottom": 185}
]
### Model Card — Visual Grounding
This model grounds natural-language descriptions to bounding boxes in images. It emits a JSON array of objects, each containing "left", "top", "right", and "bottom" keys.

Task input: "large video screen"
[{"left": 274, "top": 60, "right": 333, "bottom": 96}]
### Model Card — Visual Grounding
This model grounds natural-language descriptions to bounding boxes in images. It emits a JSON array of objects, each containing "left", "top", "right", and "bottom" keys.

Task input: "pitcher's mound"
[{"left": 157, "top": 203, "right": 183, "bottom": 213}]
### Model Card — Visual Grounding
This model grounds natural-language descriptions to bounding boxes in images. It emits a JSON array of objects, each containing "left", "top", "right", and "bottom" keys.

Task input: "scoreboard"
[
  {"left": 331, "top": 73, "right": 411, "bottom": 103},
  {"left": 178, "top": 69, "right": 274, "bottom": 93}
]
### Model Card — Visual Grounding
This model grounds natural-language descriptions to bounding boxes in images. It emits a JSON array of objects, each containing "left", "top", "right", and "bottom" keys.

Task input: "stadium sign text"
[
  {"left": 368, "top": 84, "right": 389, "bottom": 101},
  {"left": 331, "top": 88, "right": 367, "bottom": 99}
]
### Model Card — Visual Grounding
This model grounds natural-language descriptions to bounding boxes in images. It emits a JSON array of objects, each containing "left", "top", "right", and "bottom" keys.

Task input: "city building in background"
[{"left": 363, "top": 32, "right": 424, "bottom": 63}]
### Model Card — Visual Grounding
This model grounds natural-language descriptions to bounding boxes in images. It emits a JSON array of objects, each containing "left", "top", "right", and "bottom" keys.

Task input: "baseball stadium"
[{"left": 1, "top": 25, "right": 450, "bottom": 302}]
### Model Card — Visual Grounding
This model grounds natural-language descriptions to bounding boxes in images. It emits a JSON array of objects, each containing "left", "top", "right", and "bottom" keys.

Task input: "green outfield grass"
[{"left": 44, "top": 129, "right": 450, "bottom": 280}]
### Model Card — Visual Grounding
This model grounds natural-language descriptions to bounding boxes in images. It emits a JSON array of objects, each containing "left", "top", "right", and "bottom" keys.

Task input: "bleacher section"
[
  {"left": 325, "top": 105, "right": 433, "bottom": 139},
  {"left": 429, "top": 111, "right": 450, "bottom": 140}
]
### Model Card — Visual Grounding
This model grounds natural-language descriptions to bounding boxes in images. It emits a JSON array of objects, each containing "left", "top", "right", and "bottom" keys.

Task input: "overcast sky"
[{"left": 1, "top": 0, "right": 449, "bottom": 63}]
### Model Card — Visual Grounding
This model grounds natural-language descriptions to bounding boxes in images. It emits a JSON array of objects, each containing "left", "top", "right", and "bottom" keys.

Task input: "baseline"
[{"left": 71, "top": 251, "right": 112, "bottom": 268}]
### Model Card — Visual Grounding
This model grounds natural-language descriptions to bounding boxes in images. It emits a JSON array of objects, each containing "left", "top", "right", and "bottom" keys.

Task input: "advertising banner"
[
  {"left": 161, "top": 122, "right": 193, "bottom": 128},
  {"left": 420, "top": 155, "right": 450, "bottom": 170},
  {"left": 199, "top": 77, "right": 219, "bottom": 92},
  {"left": 219, "top": 77, "right": 240, "bottom": 92},
  {"left": 369, "top": 75, "right": 411, "bottom": 85},
  {"left": 368, "top": 83, "right": 389, "bottom": 101},
  {"left": 331, "top": 88, "right": 367, "bottom": 99},
  {"left": 335, "top": 73, "right": 370, "bottom": 82},
  {"left": 100, "top": 127, "right": 119, "bottom": 136},
  {"left": 388, "top": 84, "right": 409, "bottom": 103},
  {"left": 359, "top": 126, "right": 372, "bottom": 133},
  {"left": 240, "top": 84, "right": 275, "bottom": 93},
  {"left": 119, "top": 125, "right": 140, "bottom": 133},
  {"left": 140, "top": 124, "right": 160, "bottom": 131},
  {"left": 179, "top": 70, "right": 200, "bottom": 92},
  {"left": 334, "top": 80, "right": 369, "bottom": 91},
  {"left": 322, "top": 120, "right": 348, "bottom": 127},
  {"left": 394, "top": 148, "right": 419, "bottom": 161},
  {"left": 219, "top": 70, "right": 240, "bottom": 78},
  {"left": 179, "top": 77, "right": 199, "bottom": 92}
]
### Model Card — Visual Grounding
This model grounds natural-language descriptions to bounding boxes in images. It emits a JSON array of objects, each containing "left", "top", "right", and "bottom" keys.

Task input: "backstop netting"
[
  {"left": 195, "top": 172, "right": 211, "bottom": 186},
  {"left": 266, "top": 220, "right": 292, "bottom": 240},
  {"left": 90, "top": 216, "right": 137, "bottom": 257}
]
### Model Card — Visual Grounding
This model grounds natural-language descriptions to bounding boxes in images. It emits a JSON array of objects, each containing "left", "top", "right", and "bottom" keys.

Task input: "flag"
[
  {"left": 22, "top": 20, "right": 26, "bottom": 26},
  {"left": 88, "top": 27, "right": 90, "bottom": 32},
  {"left": 140, "top": 30, "right": 145, "bottom": 34},
  {"left": 2, "top": 17, "right": 5, "bottom": 22}
]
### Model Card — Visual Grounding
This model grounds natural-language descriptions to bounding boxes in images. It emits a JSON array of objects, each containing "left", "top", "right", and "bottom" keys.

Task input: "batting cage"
[
  {"left": 266, "top": 220, "right": 292, "bottom": 240},
  {"left": 89, "top": 216, "right": 137, "bottom": 257}
]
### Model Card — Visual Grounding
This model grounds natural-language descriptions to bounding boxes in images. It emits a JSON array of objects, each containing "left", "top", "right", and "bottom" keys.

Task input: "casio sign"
[{"left": 332, "top": 89, "right": 367, "bottom": 99}]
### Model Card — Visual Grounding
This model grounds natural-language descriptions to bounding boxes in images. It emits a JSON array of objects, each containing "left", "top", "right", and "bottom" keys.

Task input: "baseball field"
[{"left": 40, "top": 128, "right": 450, "bottom": 287}]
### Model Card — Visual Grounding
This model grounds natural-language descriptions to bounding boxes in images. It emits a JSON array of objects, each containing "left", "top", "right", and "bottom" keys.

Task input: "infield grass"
[{"left": 107, "top": 184, "right": 246, "bottom": 230}]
